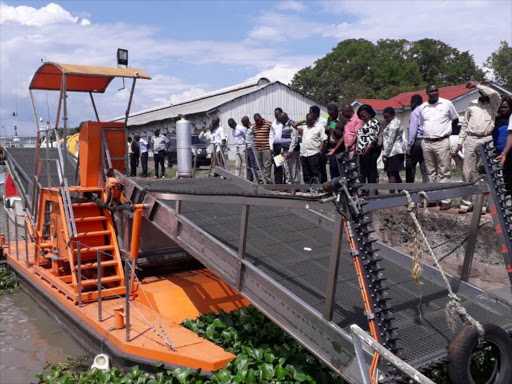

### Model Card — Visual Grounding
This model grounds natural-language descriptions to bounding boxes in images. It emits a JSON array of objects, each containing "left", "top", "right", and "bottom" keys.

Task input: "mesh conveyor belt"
[
  {"left": 144, "top": 178, "right": 512, "bottom": 368},
  {"left": 6, "top": 148, "right": 78, "bottom": 189},
  {"left": 137, "top": 178, "right": 323, "bottom": 200}
]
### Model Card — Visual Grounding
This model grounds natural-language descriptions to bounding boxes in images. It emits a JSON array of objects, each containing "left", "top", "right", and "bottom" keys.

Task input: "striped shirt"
[{"left": 253, "top": 120, "right": 272, "bottom": 151}]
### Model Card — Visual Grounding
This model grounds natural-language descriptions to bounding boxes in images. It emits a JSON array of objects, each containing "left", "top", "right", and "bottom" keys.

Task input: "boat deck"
[{"left": 4, "top": 242, "right": 247, "bottom": 371}]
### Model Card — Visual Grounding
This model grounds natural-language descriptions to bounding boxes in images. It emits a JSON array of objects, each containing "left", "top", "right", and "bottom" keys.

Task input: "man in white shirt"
[
  {"left": 455, "top": 81, "right": 501, "bottom": 212},
  {"left": 151, "top": 129, "right": 169, "bottom": 179},
  {"left": 269, "top": 107, "right": 284, "bottom": 184},
  {"left": 419, "top": 83, "right": 459, "bottom": 210},
  {"left": 199, "top": 117, "right": 226, "bottom": 167},
  {"left": 136, "top": 135, "right": 148, "bottom": 177},
  {"left": 296, "top": 113, "right": 327, "bottom": 184},
  {"left": 228, "top": 118, "right": 246, "bottom": 177}
]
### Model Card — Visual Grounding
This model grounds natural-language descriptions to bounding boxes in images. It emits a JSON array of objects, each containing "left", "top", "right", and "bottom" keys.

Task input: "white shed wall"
[{"left": 219, "top": 83, "right": 327, "bottom": 157}]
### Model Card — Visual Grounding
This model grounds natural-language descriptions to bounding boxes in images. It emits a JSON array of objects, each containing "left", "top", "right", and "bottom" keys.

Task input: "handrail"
[
  {"left": 53, "top": 158, "right": 76, "bottom": 241},
  {"left": 53, "top": 128, "right": 66, "bottom": 178},
  {"left": 350, "top": 324, "right": 435, "bottom": 384}
]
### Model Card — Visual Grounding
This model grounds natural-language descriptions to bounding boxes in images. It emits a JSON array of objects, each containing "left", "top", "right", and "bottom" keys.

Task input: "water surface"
[{"left": 0, "top": 290, "right": 89, "bottom": 384}]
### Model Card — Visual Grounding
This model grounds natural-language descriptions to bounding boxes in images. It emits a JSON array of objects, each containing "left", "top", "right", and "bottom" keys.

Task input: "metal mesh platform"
[
  {"left": 142, "top": 177, "right": 512, "bottom": 368},
  {"left": 5, "top": 147, "right": 78, "bottom": 191}
]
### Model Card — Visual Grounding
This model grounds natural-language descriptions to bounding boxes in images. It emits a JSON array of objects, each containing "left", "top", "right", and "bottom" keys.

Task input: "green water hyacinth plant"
[
  {"left": 37, "top": 307, "right": 346, "bottom": 383},
  {"left": 0, "top": 264, "right": 20, "bottom": 294}
]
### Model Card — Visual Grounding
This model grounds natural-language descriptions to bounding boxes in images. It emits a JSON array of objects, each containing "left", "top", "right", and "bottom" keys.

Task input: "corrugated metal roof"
[{"left": 117, "top": 78, "right": 273, "bottom": 126}]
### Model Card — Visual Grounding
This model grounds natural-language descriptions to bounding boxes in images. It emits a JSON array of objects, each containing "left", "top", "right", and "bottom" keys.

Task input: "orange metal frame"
[{"left": 5, "top": 62, "right": 251, "bottom": 372}]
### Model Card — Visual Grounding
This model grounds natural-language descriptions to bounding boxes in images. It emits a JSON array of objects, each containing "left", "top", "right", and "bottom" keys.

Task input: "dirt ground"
[
  {"left": 319, "top": 204, "right": 511, "bottom": 304},
  {"left": 372, "top": 205, "right": 511, "bottom": 303}
]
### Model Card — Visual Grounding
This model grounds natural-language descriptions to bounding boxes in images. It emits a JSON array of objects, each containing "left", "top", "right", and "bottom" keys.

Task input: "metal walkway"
[{"left": 121, "top": 172, "right": 512, "bottom": 382}]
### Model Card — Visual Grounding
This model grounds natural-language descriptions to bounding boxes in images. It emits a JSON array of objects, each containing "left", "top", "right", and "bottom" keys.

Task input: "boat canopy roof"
[{"left": 29, "top": 62, "right": 151, "bottom": 93}]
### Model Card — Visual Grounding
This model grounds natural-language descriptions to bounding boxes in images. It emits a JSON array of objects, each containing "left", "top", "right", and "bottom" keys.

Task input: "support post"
[
  {"left": 236, "top": 204, "right": 250, "bottom": 289},
  {"left": 14, "top": 218, "right": 19, "bottom": 261},
  {"left": 350, "top": 326, "right": 370, "bottom": 384},
  {"left": 62, "top": 74, "right": 68, "bottom": 177},
  {"left": 323, "top": 213, "right": 344, "bottom": 320},
  {"left": 125, "top": 259, "right": 131, "bottom": 342},
  {"left": 174, "top": 200, "right": 181, "bottom": 237},
  {"left": 77, "top": 242, "right": 82, "bottom": 307},
  {"left": 24, "top": 221, "right": 29, "bottom": 267},
  {"left": 461, "top": 193, "right": 484, "bottom": 282},
  {"left": 129, "top": 205, "right": 143, "bottom": 290},
  {"left": 6, "top": 212, "right": 11, "bottom": 254},
  {"left": 89, "top": 92, "right": 100, "bottom": 122},
  {"left": 124, "top": 78, "right": 137, "bottom": 175},
  {"left": 97, "top": 249, "right": 102, "bottom": 322}
]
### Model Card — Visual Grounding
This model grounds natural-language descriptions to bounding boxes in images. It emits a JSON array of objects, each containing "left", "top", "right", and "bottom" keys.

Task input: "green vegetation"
[
  {"left": 485, "top": 40, "right": 512, "bottom": 91},
  {"left": 290, "top": 38, "right": 485, "bottom": 106},
  {"left": 0, "top": 264, "right": 20, "bottom": 294},
  {"left": 182, "top": 307, "right": 344, "bottom": 384},
  {"left": 36, "top": 306, "right": 345, "bottom": 384}
]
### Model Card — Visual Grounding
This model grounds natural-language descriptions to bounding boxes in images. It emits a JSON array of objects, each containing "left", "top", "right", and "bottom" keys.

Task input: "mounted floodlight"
[{"left": 117, "top": 48, "right": 128, "bottom": 67}]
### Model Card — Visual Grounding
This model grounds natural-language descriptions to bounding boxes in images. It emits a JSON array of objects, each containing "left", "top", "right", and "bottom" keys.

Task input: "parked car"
[{"left": 166, "top": 135, "right": 211, "bottom": 167}]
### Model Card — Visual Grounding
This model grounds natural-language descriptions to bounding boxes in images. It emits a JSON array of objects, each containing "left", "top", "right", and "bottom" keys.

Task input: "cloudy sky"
[{"left": 1, "top": 0, "right": 511, "bottom": 136}]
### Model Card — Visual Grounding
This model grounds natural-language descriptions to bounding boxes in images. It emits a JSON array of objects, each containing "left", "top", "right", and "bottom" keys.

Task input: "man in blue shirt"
[{"left": 406, "top": 95, "right": 429, "bottom": 183}]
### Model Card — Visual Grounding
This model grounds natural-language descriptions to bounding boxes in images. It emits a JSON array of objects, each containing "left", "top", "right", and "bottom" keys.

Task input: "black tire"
[{"left": 447, "top": 323, "right": 512, "bottom": 384}]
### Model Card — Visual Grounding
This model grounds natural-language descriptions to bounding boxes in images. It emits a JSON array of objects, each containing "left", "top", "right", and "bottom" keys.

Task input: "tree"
[
  {"left": 485, "top": 41, "right": 512, "bottom": 91},
  {"left": 290, "top": 38, "right": 484, "bottom": 106}
]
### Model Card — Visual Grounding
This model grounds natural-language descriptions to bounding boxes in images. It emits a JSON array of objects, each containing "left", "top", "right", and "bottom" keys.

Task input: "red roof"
[
  {"left": 356, "top": 99, "right": 403, "bottom": 111},
  {"left": 355, "top": 84, "right": 473, "bottom": 112}
]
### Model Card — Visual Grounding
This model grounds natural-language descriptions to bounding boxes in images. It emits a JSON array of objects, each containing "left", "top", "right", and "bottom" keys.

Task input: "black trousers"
[
  {"left": 329, "top": 153, "right": 341, "bottom": 179},
  {"left": 406, "top": 139, "right": 426, "bottom": 183},
  {"left": 504, "top": 151, "right": 512, "bottom": 193},
  {"left": 154, "top": 150, "right": 166, "bottom": 177},
  {"left": 129, "top": 153, "right": 138, "bottom": 176},
  {"left": 273, "top": 144, "right": 284, "bottom": 184},
  {"left": 358, "top": 147, "right": 381, "bottom": 184},
  {"left": 301, "top": 153, "right": 322, "bottom": 184},
  {"left": 141, "top": 152, "right": 148, "bottom": 177},
  {"left": 320, "top": 153, "right": 328, "bottom": 183}
]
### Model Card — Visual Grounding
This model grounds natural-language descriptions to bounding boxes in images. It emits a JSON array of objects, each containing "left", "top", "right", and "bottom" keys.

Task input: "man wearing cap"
[{"left": 455, "top": 81, "right": 501, "bottom": 213}]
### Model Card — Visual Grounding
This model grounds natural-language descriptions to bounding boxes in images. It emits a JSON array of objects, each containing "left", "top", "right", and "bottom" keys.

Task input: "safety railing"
[{"left": 70, "top": 239, "right": 173, "bottom": 348}]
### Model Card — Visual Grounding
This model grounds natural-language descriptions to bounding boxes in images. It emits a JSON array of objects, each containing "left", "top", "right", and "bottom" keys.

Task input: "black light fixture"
[{"left": 117, "top": 48, "right": 128, "bottom": 67}]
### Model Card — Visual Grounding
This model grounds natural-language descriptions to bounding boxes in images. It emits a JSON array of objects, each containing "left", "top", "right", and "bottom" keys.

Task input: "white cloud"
[
  {"left": 248, "top": 26, "right": 285, "bottom": 42},
  {"left": 246, "top": 12, "right": 324, "bottom": 43},
  {"left": 276, "top": 1, "right": 306, "bottom": 12},
  {"left": 247, "top": 64, "right": 300, "bottom": 85},
  {"left": 0, "top": 3, "right": 317, "bottom": 135},
  {"left": 0, "top": 2, "right": 80, "bottom": 26}
]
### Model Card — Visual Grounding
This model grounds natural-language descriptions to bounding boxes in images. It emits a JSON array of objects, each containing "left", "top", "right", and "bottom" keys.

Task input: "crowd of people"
[{"left": 126, "top": 80, "right": 512, "bottom": 212}]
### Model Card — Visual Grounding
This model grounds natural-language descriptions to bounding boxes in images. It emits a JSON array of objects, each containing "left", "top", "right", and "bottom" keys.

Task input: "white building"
[{"left": 118, "top": 77, "right": 327, "bottom": 158}]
